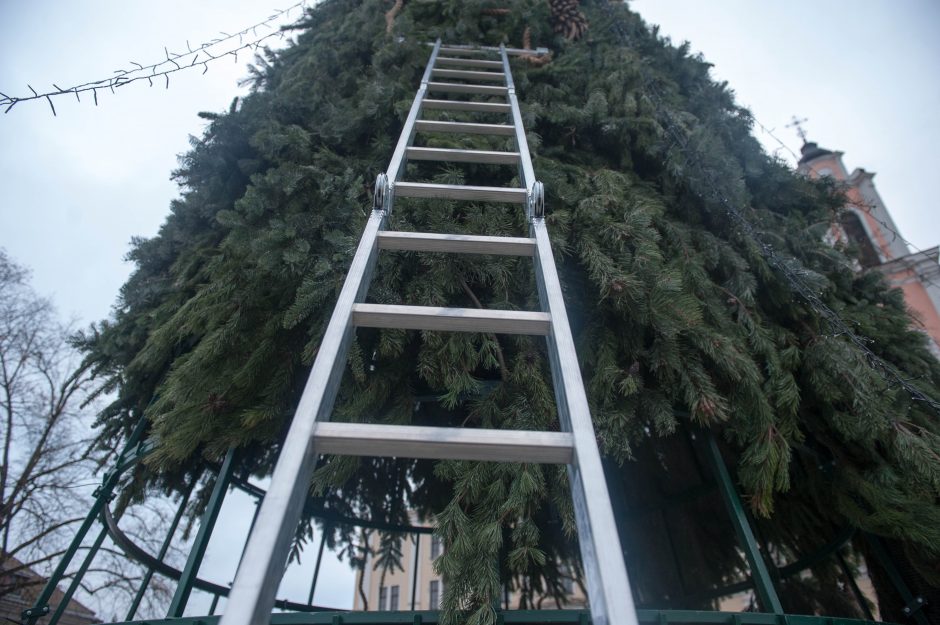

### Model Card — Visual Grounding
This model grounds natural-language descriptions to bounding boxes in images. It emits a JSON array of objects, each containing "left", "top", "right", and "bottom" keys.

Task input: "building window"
[
  {"left": 390, "top": 585, "right": 400, "bottom": 611},
  {"left": 379, "top": 586, "right": 387, "bottom": 611},
  {"left": 429, "top": 580, "right": 440, "bottom": 609},
  {"left": 431, "top": 535, "right": 442, "bottom": 559}
]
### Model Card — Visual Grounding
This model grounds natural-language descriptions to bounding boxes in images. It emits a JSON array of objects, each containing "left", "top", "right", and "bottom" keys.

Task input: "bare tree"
[
  {"left": 0, "top": 249, "right": 101, "bottom": 597},
  {"left": 0, "top": 250, "right": 190, "bottom": 620}
]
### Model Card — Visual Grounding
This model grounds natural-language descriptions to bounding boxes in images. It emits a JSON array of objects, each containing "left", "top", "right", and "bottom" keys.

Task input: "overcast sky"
[{"left": 2, "top": 0, "right": 939, "bottom": 618}]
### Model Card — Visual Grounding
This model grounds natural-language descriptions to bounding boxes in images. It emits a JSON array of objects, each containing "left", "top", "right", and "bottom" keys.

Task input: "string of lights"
[
  {"left": 598, "top": 2, "right": 940, "bottom": 415},
  {"left": 753, "top": 118, "right": 802, "bottom": 164},
  {"left": 0, "top": 0, "right": 309, "bottom": 116}
]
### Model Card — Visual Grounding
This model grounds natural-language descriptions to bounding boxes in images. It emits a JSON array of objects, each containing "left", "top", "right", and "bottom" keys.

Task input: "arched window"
[{"left": 839, "top": 211, "right": 881, "bottom": 268}]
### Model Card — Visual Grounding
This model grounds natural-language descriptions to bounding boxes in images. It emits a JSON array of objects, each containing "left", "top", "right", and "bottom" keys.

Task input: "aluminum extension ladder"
[{"left": 220, "top": 41, "right": 637, "bottom": 625}]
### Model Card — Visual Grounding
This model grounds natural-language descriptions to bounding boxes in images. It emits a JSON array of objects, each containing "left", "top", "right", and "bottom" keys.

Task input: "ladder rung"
[
  {"left": 352, "top": 304, "right": 550, "bottom": 335},
  {"left": 432, "top": 68, "right": 506, "bottom": 82},
  {"left": 415, "top": 120, "right": 514, "bottom": 136},
  {"left": 314, "top": 422, "right": 574, "bottom": 464},
  {"left": 428, "top": 82, "right": 508, "bottom": 96},
  {"left": 438, "top": 46, "right": 491, "bottom": 57},
  {"left": 435, "top": 56, "right": 504, "bottom": 69},
  {"left": 395, "top": 182, "right": 527, "bottom": 203},
  {"left": 407, "top": 147, "right": 520, "bottom": 165},
  {"left": 422, "top": 99, "right": 511, "bottom": 113},
  {"left": 378, "top": 231, "right": 536, "bottom": 256}
]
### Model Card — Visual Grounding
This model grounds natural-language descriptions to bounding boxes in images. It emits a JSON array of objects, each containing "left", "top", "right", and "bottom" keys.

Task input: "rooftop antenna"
[{"left": 786, "top": 115, "right": 809, "bottom": 144}]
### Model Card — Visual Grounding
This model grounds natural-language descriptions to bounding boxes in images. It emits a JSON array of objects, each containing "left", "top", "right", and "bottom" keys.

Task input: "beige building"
[
  {"left": 353, "top": 527, "right": 586, "bottom": 612},
  {"left": 353, "top": 531, "right": 445, "bottom": 612}
]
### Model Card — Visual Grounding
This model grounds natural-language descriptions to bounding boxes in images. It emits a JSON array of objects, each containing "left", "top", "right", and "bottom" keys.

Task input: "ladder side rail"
[
  {"left": 531, "top": 221, "right": 638, "bottom": 625},
  {"left": 502, "top": 42, "right": 637, "bottom": 624},
  {"left": 218, "top": 210, "right": 387, "bottom": 625},
  {"left": 219, "top": 39, "right": 446, "bottom": 625},
  {"left": 386, "top": 39, "right": 442, "bottom": 187},
  {"left": 499, "top": 46, "right": 536, "bottom": 197}
]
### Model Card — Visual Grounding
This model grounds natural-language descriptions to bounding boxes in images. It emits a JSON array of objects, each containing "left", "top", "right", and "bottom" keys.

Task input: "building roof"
[
  {"left": 0, "top": 554, "right": 100, "bottom": 624},
  {"left": 797, "top": 141, "right": 834, "bottom": 165}
]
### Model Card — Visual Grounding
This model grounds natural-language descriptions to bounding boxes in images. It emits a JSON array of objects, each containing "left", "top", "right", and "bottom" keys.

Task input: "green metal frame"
[
  {"left": 22, "top": 417, "right": 148, "bottom": 624},
  {"left": 127, "top": 481, "right": 194, "bottom": 620},
  {"left": 99, "top": 609, "right": 894, "bottom": 625},
  {"left": 704, "top": 431, "right": 783, "bottom": 614},
  {"left": 167, "top": 447, "right": 236, "bottom": 617},
  {"left": 49, "top": 523, "right": 109, "bottom": 623},
  {"left": 863, "top": 535, "right": 928, "bottom": 625},
  {"left": 29, "top": 414, "right": 921, "bottom": 625}
]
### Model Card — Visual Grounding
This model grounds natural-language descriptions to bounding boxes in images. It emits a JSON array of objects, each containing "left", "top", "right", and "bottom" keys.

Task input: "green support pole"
[
  {"left": 864, "top": 534, "right": 929, "bottom": 625},
  {"left": 836, "top": 550, "right": 875, "bottom": 622},
  {"left": 167, "top": 447, "right": 236, "bottom": 618},
  {"left": 125, "top": 482, "right": 194, "bottom": 621},
  {"left": 307, "top": 531, "right": 327, "bottom": 606},
  {"left": 237, "top": 495, "right": 263, "bottom": 572},
  {"left": 49, "top": 524, "right": 109, "bottom": 624},
  {"left": 209, "top": 592, "right": 221, "bottom": 615},
  {"left": 409, "top": 533, "right": 419, "bottom": 611},
  {"left": 704, "top": 431, "right": 784, "bottom": 614},
  {"left": 22, "top": 416, "right": 149, "bottom": 625}
]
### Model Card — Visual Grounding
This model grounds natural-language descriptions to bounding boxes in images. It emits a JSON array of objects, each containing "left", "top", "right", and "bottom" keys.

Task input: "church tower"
[{"left": 798, "top": 141, "right": 940, "bottom": 357}]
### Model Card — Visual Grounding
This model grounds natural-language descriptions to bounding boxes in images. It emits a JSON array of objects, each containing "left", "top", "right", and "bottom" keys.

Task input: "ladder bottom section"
[
  {"left": 314, "top": 422, "right": 574, "bottom": 464},
  {"left": 378, "top": 231, "right": 535, "bottom": 256},
  {"left": 352, "top": 304, "right": 550, "bottom": 334},
  {"left": 406, "top": 146, "right": 520, "bottom": 165},
  {"left": 421, "top": 98, "right": 511, "bottom": 113},
  {"left": 415, "top": 120, "right": 515, "bottom": 136}
]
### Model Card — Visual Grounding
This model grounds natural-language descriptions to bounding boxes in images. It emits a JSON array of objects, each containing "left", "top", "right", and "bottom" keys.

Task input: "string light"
[{"left": 0, "top": 1, "right": 309, "bottom": 116}]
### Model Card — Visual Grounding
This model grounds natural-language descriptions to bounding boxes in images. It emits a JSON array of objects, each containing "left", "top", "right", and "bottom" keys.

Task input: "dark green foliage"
[{"left": 77, "top": 0, "right": 940, "bottom": 621}]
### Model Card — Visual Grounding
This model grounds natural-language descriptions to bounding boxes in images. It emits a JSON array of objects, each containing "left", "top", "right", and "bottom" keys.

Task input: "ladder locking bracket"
[
  {"left": 528, "top": 180, "right": 545, "bottom": 219},
  {"left": 373, "top": 173, "right": 389, "bottom": 213}
]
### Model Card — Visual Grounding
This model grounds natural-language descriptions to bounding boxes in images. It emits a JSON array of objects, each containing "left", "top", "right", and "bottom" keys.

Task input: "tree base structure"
[{"left": 100, "top": 611, "right": 893, "bottom": 625}]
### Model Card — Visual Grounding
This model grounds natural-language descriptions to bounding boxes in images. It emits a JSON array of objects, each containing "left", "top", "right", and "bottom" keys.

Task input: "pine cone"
[{"left": 549, "top": 0, "right": 588, "bottom": 40}]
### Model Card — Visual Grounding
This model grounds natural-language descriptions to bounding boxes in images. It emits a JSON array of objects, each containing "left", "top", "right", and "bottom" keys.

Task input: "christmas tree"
[{"left": 79, "top": 1, "right": 940, "bottom": 623}]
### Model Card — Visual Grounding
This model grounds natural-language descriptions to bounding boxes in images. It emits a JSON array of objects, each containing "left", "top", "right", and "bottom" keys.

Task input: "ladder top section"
[{"left": 430, "top": 42, "right": 551, "bottom": 57}]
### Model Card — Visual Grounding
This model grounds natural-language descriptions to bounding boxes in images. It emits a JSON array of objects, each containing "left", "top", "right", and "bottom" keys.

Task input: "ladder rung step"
[
  {"left": 407, "top": 146, "right": 520, "bottom": 165},
  {"left": 422, "top": 99, "right": 511, "bottom": 113},
  {"left": 395, "top": 182, "right": 526, "bottom": 203},
  {"left": 439, "top": 46, "right": 491, "bottom": 57},
  {"left": 435, "top": 56, "right": 504, "bottom": 69},
  {"left": 428, "top": 81, "right": 508, "bottom": 96},
  {"left": 314, "top": 422, "right": 574, "bottom": 464},
  {"left": 352, "top": 304, "right": 550, "bottom": 335},
  {"left": 415, "top": 120, "right": 514, "bottom": 136},
  {"left": 378, "top": 231, "right": 536, "bottom": 256},
  {"left": 432, "top": 68, "right": 506, "bottom": 82}
]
